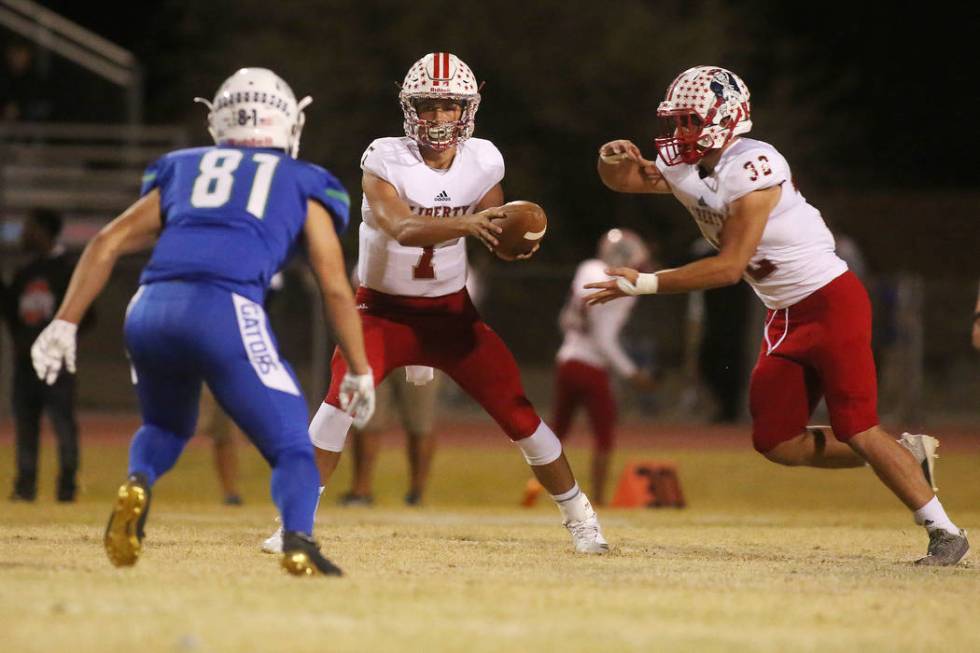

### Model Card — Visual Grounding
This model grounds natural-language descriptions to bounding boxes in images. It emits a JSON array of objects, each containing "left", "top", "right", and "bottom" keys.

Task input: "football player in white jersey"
[
  {"left": 523, "top": 228, "right": 655, "bottom": 507},
  {"left": 587, "top": 65, "right": 967, "bottom": 565},
  {"left": 264, "top": 52, "right": 607, "bottom": 555}
]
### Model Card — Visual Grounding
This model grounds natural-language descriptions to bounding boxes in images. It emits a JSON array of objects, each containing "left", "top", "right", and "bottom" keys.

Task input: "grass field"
[{"left": 1, "top": 417, "right": 979, "bottom": 652}]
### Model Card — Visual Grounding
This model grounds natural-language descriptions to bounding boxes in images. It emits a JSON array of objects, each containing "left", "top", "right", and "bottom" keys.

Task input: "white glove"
[
  {"left": 339, "top": 369, "right": 375, "bottom": 429},
  {"left": 31, "top": 319, "right": 78, "bottom": 385},
  {"left": 405, "top": 365, "right": 434, "bottom": 386}
]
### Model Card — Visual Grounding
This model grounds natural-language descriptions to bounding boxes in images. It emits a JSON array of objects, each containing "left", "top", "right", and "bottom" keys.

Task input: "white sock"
[
  {"left": 914, "top": 496, "right": 959, "bottom": 535},
  {"left": 552, "top": 483, "right": 593, "bottom": 523},
  {"left": 551, "top": 481, "right": 580, "bottom": 503}
]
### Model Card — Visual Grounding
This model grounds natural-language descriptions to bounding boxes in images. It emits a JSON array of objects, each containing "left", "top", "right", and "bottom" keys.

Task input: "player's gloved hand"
[
  {"left": 31, "top": 319, "right": 78, "bottom": 385},
  {"left": 339, "top": 369, "right": 375, "bottom": 428}
]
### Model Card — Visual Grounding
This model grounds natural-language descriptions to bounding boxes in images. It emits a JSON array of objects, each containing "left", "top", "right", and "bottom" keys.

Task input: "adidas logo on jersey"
[{"left": 434, "top": 190, "right": 451, "bottom": 202}]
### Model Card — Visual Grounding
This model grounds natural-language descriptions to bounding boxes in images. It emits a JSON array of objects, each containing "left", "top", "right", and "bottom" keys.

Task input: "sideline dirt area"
[
  {"left": 2, "top": 411, "right": 978, "bottom": 452},
  {"left": 2, "top": 413, "right": 978, "bottom": 652}
]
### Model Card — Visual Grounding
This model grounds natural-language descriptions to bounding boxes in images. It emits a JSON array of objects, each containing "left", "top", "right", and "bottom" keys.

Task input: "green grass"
[{"left": 1, "top": 434, "right": 978, "bottom": 652}]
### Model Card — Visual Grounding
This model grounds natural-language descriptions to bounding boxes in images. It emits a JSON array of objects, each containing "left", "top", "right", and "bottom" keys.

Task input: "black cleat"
[
  {"left": 915, "top": 528, "right": 969, "bottom": 567},
  {"left": 104, "top": 474, "right": 151, "bottom": 567},
  {"left": 280, "top": 531, "right": 343, "bottom": 577}
]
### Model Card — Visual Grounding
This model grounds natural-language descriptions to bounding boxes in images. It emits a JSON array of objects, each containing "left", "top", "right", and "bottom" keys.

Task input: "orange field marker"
[{"left": 611, "top": 461, "right": 685, "bottom": 508}]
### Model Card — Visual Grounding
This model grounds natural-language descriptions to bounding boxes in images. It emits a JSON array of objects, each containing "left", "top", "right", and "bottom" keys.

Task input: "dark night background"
[
  {"left": 15, "top": 0, "right": 979, "bottom": 272},
  {"left": 2, "top": 1, "right": 978, "bottom": 416}
]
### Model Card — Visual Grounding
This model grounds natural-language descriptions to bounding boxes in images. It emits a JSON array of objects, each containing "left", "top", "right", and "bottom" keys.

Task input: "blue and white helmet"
[{"left": 195, "top": 68, "right": 312, "bottom": 158}]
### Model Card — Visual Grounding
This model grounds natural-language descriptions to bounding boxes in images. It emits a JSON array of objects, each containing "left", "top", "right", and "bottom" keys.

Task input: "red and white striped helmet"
[
  {"left": 399, "top": 52, "right": 481, "bottom": 151},
  {"left": 654, "top": 66, "right": 752, "bottom": 166}
]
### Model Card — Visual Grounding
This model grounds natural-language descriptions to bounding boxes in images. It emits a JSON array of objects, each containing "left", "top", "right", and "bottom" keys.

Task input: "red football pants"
[
  {"left": 325, "top": 287, "right": 541, "bottom": 440},
  {"left": 749, "top": 271, "right": 879, "bottom": 452},
  {"left": 552, "top": 360, "right": 616, "bottom": 452}
]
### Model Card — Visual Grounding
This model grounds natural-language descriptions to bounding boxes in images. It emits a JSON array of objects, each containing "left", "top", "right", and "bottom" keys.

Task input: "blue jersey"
[{"left": 139, "top": 146, "right": 350, "bottom": 302}]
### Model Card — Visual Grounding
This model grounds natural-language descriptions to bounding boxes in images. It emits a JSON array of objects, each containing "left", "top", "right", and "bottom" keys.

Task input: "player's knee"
[
  {"left": 515, "top": 421, "right": 563, "bottom": 466},
  {"left": 309, "top": 402, "right": 353, "bottom": 452},
  {"left": 757, "top": 428, "right": 825, "bottom": 466},
  {"left": 145, "top": 420, "right": 195, "bottom": 443},
  {"left": 760, "top": 446, "right": 798, "bottom": 466},
  {"left": 267, "top": 439, "right": 315, "bottom": 468}
]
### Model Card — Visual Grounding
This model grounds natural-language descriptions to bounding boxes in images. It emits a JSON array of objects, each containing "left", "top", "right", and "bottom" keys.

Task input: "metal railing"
[{"left": 0, "top": 0, "right": 143, "bottom": 124}]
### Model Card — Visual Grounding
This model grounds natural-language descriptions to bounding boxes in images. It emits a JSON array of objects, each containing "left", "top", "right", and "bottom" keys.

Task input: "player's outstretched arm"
[
  {"left": 55, "top": 190, "right": 163, "bottom": 324},
  {"left": 584, "top": 186, "right": 779, "bottom": 304},
  {"left": 596, "top": 140, "right": 671, "bottom": 194},
  {"left": 303, "top": 200, "right": 371, "bottom": 377},
  {"left": 31, "top": 190, "right": 163, "bottom": 383},
  {"left": 363, "top": 172, "right": 504, "bottom": 250}
]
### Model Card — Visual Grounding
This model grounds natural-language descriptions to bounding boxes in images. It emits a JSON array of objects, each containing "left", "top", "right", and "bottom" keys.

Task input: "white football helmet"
[
  {"left": 598, "top": 228, "right": 650, "bottom": 270},
  {"left": 399, "top": 52, "right": 481, "bottom": 151},
  {"left": 194, "top": 68, "right": 312, "bottom": 158},
  {"left": 654, "top": 66, "right": 752, "bottom": 166}
]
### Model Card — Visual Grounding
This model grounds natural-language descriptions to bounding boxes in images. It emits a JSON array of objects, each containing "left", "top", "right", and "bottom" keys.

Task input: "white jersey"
[
  {"left": 557, "top": 259, "right": 638, "bottom": 377},
  {"left": 656, "top": 137, "right": 847, "bottom": 309},
  {"left": 358, "top": 136, "right": 504, "bottom": 297}
]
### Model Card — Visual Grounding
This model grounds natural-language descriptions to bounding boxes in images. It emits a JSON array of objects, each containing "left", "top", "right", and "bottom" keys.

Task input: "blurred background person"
[
  {"left": 524, "top": 229, "right": 656, "bottom": 506},
  {"left": 340, "top": 366, "right": 440, "bottom": 507},
  {"left": 2, "top": 209, "right": 84, "bottom": 501},
  {"left": 196, "top": 386, "right": 243, "bottom": 506},
  {"left": 1, "top": 38, "right": 51, "bottom": 122}
]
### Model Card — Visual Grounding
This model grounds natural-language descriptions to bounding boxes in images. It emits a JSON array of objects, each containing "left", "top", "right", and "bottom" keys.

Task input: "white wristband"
[{"left": 615, "top": 272, "right": 659, "bottom": 296}]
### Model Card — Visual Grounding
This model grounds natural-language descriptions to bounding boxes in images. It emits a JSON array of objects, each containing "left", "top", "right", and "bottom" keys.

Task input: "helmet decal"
[{"left": 655, "top": 66, "right": 752, "bottom": 166}]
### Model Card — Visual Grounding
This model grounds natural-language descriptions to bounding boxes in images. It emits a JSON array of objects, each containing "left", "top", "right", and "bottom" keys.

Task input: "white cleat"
[
  {"left": 563, "top": 499, "right": 609, "bottom": 554},
  {"left": 899, "top": 432, "right": 939, "bottom": 492},
  {"left": 565, "top": 515, "right": 609, "bottom": 554},
  {"left": 262, "top": 525, "right": 284, "bottom": 554}
]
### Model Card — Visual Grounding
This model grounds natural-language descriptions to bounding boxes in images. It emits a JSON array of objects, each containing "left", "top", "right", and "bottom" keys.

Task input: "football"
[{"left": 493, "top": 201, "right": 547, "bottom": 260}]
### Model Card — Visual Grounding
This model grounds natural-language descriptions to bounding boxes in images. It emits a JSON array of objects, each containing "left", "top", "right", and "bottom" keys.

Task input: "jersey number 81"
[{"left": 190, "top": 149, "right": 280, "bottom": 219}]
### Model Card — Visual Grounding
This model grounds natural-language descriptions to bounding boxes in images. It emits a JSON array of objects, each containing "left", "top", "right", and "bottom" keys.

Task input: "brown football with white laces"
[{"left": 493, "top": 201, "right": 547, "bottom": 260}]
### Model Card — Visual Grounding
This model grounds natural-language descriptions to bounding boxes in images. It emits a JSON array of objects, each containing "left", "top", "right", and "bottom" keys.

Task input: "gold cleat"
[
  {"left": 104, "top": 476, "right": 150, "bottom": 567},
  {"left": 281, "top": 551, "right": 318, "bottom": 576},
  {"left": 280, "top": 531, "right": 343, "bottom": 577}
]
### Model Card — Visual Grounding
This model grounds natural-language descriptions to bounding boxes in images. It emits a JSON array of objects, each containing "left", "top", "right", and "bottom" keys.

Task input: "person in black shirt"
[{"left": 2, "top": 209, "right": 80, "bottom": 501}]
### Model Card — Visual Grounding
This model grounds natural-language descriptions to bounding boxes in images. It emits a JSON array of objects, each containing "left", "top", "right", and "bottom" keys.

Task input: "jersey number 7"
[{"left": 190, "top": 149, "right": 280, "bottom": 219}]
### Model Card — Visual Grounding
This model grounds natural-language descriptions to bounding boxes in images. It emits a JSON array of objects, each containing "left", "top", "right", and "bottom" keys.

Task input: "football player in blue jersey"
[{"left": 30, "top": 68, "right": 375, "bottom": 576}]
